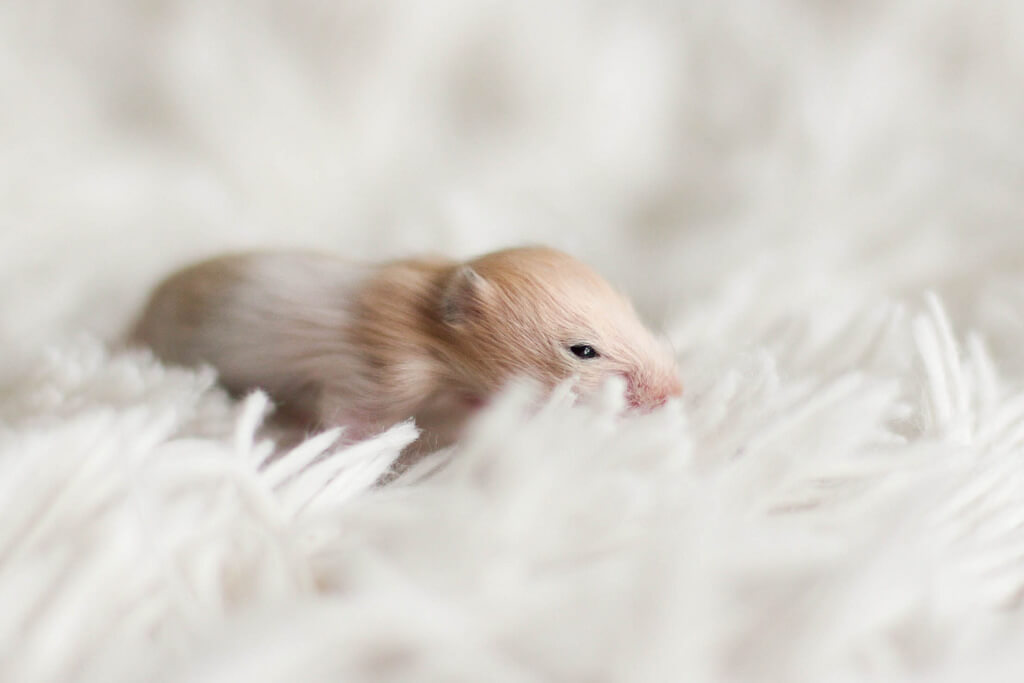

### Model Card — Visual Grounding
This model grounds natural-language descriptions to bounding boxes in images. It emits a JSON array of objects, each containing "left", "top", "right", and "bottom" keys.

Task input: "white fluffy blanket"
[{"left": 4, "top": 1, "right": 1024, "bottom": 681}]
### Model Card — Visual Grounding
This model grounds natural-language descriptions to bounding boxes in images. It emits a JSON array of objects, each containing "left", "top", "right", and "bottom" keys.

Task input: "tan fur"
[{"left": 131, "top": 246, "right": 681, "bottom": 453}]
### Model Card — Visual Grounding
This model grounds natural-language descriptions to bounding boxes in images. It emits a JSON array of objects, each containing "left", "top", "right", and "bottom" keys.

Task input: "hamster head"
[{"left": 438, "top": 246, "right": 681, "bottom": 410}]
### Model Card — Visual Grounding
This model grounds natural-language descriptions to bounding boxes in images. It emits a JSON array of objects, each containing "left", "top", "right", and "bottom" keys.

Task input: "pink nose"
[{"left": 626, "top": 374, "right": 683, "bottom": 411}]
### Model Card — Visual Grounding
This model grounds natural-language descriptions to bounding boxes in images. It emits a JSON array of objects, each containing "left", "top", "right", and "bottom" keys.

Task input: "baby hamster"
[{"left": 132, "top": 246, "right": 682, "bottom": 451}]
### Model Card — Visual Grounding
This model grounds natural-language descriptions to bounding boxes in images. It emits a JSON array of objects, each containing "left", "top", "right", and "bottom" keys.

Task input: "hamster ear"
[{"left": 441, "top": 266, "right": 491, "bottom": 324}]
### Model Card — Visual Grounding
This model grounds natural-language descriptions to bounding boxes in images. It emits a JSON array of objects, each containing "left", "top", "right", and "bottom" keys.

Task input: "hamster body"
[{"left": 132, "top": 246, "right": 681, "bottom": 451}]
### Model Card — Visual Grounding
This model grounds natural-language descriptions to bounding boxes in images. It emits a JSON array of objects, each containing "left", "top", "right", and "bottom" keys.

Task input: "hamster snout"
[{"left": 625, "top": 370, "right": 683, "bottom": 410}]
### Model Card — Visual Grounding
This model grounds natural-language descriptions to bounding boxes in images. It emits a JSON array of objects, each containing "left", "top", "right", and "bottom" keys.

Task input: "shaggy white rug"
[{"left": 4, "top": 1, "right": 1024, "bottom": 681}]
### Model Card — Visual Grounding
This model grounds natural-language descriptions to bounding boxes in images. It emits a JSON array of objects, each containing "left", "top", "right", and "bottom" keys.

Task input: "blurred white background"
[{"left": 2, "top": 0, "right": 1024, "bottom": 376}]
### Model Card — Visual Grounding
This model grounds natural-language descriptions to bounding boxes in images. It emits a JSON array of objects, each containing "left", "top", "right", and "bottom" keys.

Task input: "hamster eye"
[{"left": 569, "top": 344, "right": 599, "bottom": 359}]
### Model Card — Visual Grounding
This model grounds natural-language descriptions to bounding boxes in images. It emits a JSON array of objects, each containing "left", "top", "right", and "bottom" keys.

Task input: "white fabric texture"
[{"left": 3, "top": 1, "right": 1024, "bottom": 681}]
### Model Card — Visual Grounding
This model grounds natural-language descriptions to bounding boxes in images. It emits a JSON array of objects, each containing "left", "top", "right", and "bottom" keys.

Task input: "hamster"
[{"left": 131, "top": 246, "right": 682, "bottom": 452}]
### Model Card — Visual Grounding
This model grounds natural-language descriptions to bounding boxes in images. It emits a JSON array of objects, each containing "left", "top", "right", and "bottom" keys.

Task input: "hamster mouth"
[{"left": 461, "top": 393, "right": 487, "bottom": 410}]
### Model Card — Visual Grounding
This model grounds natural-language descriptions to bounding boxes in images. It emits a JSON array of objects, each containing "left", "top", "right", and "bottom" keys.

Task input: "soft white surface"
[{"left": 4, "top": 1, "right": 1024, "bottom": 681}]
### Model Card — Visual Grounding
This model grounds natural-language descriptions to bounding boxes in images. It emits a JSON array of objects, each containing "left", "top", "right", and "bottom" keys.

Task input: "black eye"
[{"left": 569, "top": 344, "right": 599, "bottom": 359}]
